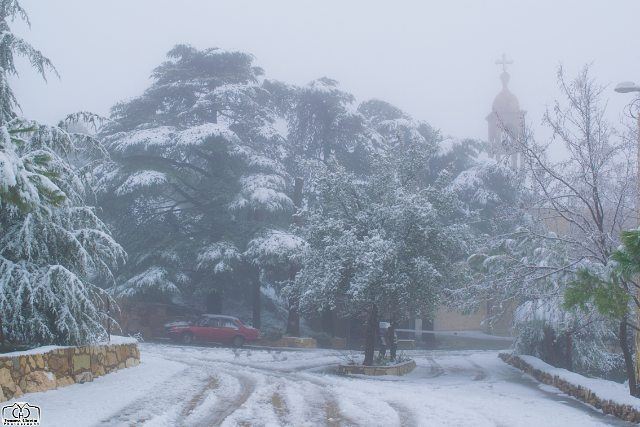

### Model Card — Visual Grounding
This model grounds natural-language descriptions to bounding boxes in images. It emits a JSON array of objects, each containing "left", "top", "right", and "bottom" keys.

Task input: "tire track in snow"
[
  {"left": 270, "top": 386, "right": 289, "bottom": 426},
  {"left": 155, "top": 352, "right": 261, "bottom": 426},
  {"left": 180, "top": 376, "right": 219, "bottom": 419},
  {"left": 143, "top": 345, "right": 410, "bottom": 426},
  {"left": 95, "top": 365, "right": 210, "bottom": 426},
  {"left": 463, "top": 356, "right": 488, "bottom": 381},
  {"left": 209, "top": 373, "right": 257, "bottom": 426},
  {"left": 426, "top": 355, "right": 445, "bottom": 378},
  {"left": 387, "top": 402, "right": 417, "bottom": 427},
  {"left": 156, "top": 347, "right": 353, "bottom": 426}
]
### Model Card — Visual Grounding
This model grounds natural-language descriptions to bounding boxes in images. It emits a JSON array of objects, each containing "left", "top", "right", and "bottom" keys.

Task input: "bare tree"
[{"left": 513, "top": 65, "right": 638, "bottom": 394}]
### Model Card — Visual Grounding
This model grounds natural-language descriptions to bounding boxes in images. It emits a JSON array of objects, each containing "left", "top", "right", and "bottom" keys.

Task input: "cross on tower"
[{"left": 495, "top": 53, "right": 513, "bottom": 72}]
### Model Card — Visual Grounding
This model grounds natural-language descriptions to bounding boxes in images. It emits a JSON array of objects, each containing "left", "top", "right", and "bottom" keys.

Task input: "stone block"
[
  {"left": 22, "top": 371, "right": 56, "bottom": 394},
  {"left": 74, "top": 371, "right": 93, "bottom": 383},
  {"left": 72, "top": 354, "right": 90, "bottom": 373},
  {"left": 56, "top": 376, "right": 74, "bottom": 387},
  {"left": 93, "top": 365, "right": 105, "bottom": 377},
  {"left": 0, "top": 367, "right": 17, "bottom": 397},
  {"left": 34, "top": 354, "right": 45, "bottom": 370},
  {"left": 117, "top": 346, "right": 129, "bottom": 361},
  {"left": 106, "top": 351, "right": 118, "bottom": 367},
  {"left": 48, "top": 354, "right": 70, "bottom": 376}
]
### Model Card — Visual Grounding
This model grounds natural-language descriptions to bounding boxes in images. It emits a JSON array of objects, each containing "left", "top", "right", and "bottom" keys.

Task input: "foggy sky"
[{"left": 11, "top": 0, "right": 640, "bottom": 147}]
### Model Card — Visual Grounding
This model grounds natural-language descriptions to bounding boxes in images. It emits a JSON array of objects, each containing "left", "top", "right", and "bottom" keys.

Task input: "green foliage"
[
  {"left": 612, "top": 229, "right": 640, "bottom": 279},
  {"left": 564, "top": 269, "right": 629, "bottom": 319},
  {"left": 563, "top": 228, "right": 640, "bottom": 321}
]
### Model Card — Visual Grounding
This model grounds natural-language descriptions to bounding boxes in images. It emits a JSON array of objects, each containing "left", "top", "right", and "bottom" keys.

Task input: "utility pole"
[{"left": 615, "top": 81, "right": 640, "bottom": 386}]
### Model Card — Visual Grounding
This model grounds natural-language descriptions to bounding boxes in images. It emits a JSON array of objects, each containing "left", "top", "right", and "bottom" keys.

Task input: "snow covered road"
[{"left": 11, "top": 343, "right": 632, "bottom": 426}]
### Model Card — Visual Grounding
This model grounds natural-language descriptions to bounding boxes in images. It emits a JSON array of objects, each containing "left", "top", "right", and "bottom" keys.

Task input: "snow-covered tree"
[
  {"left": 99, "top": 45, "right": 293, "bottom": 327},
  {"left": 295, "top": 127, "right": 470, "bottom": 364},
  {"left": 246, "top": 229, "right": 306, "bottom": 335},
  {"left": 288, "top": 78, "right": 374, "bottom": 168},
  {"left": 0, "top": 1, "right": 124, "bottom": 345}
]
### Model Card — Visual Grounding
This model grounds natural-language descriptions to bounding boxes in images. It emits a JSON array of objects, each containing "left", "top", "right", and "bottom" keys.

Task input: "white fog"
[{"left": 2, "top": 1, "right": 640, "bottom": 426}]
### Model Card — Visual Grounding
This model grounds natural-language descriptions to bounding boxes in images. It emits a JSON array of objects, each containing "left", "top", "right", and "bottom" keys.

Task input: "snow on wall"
[
  {"left": 0, "top": 337, "right": 140, "bottom": 402},
  {"left": 500, "top": 352, "right": 640, "bottom": 422}
]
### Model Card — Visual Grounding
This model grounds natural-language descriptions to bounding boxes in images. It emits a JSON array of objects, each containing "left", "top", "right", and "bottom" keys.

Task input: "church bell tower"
[{"left": 486, "top": 54, "right": 526, "bottom": 171}]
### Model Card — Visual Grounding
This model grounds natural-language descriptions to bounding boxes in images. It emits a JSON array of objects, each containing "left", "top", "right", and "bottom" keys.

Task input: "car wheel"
[
  {"left": 182, "top": 333, "right": 195, "bottom": 345},
  {"left": 232, "top": 336, "right": 245, "bottom": 348}
]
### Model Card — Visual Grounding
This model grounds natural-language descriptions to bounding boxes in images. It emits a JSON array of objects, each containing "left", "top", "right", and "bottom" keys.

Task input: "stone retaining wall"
[
  {"left": 0, "top": 340, "right": 140, "bottom": 402},
  {"left": 338, "top": 359, "right": 416, "bottom": 376},
  {"left": 499, "top": 353, "right": 640, "bottom": 423}
]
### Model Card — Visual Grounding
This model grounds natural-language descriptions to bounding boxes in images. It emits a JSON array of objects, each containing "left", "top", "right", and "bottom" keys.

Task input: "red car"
[{"left": 166, "top": 314, "right": 259, "bottom": 347}]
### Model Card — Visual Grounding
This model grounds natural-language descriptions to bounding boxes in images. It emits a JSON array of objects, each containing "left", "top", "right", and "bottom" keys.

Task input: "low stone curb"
[
  {"left": 499, "top": 353, "right": 640, "bottom": 423},
  {"left": 257, "top": 336, "right": 317, "bottom": 349},
  {"left": 338, "top": 359, "right": 416, "bottom": 376},
  {"left": 0, "top": 341, "right": 140, "bottom": 402}
]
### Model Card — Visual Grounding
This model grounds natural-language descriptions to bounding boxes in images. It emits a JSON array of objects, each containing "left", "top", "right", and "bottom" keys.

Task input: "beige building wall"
[
  {"left": 433, "top": 307, "right": 487, "bottom": 332},
  {"left": 433, "top": 301, "right": 514, "bottom": 337}
]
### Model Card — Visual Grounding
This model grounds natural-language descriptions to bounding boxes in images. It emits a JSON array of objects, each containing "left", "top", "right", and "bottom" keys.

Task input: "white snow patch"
[
  {"left": 0, "top": 336, "right": 137, "bottom": 358},
  {"left": 5, "top": 353, "right": 186, "bottom": 427},
  {"left": 115, "top": 170, "right": 167, "bottom": 195},
  {"left": 518, "top": 354, "right": 640, "bottom": 410}
]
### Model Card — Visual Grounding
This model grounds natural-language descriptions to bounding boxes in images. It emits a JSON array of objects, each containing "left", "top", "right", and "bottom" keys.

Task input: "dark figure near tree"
[{"left": 378, "top": 322, "right": 398, "bottom": 361}]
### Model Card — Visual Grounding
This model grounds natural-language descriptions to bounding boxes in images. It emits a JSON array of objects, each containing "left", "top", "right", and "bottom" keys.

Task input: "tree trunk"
[
  {"left": 363, "top": 304, "right": 378, "bottom": 366},
  {"left": 106, "top": 298, "right": 111, "bottom": 343},
  {"left": 564, "top": 332, "right": 573, "bottom": 371},
  {"left": 292, "top": 177, "right": 304, "bottom": 226},
  {"left": 252, "top": 280, "right": 261, "bottom": 330},
  {"left": 285, "top": 264, "right": 300, "bottom": 337},
  {"left": 619, "top": 319, "right": 639, "bottom": 397},
  {"left": 286, "top": 298, "right": 300, "bottom": 337},
  {"left": 321, "top": 309, "right": 335, "bottom": 336},
  {"left": 284, "top": 177, "right": 304, "bottom": 337},
  {"left": 0, "top": 314, "right": 4, "bottom": 345}
]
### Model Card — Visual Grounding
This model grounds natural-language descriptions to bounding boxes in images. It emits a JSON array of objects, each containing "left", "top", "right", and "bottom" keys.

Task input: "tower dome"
[
  {"left": 492, "top": 71, "right": 520, "bottom": 113},
  {"left": 486, "top": 54, "right": 525, "bottom": 171}
]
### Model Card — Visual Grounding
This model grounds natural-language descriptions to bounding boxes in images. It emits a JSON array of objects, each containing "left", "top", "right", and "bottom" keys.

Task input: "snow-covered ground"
[{"left": 7, "top": 343, "right": 632, "bottom": 426}]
